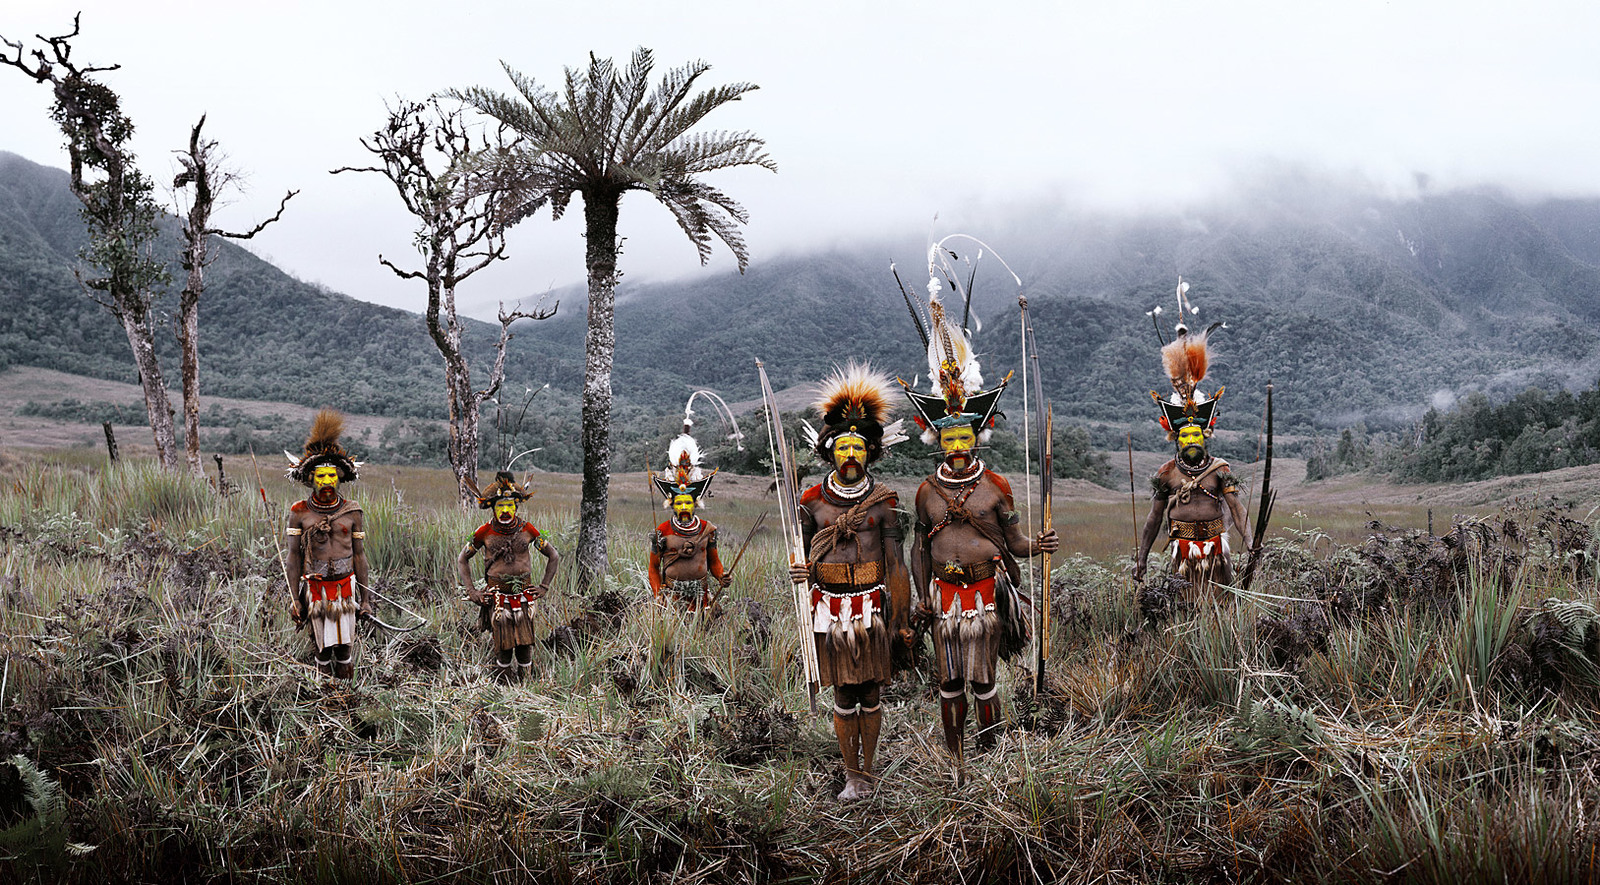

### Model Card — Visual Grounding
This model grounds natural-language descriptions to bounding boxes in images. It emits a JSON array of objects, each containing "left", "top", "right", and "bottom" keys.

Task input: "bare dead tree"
[
  {"left": 333, "top": 98, "right": 557, "bottom": 504},
  {"left": 2, "top": 15, "right": 180, "bottom": 468},
  {"left": 172, "top": 114, "right": 297, "bottom": 476}
]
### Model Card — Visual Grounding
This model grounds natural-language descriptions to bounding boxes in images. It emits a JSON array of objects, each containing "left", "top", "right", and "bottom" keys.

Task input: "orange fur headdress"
[
  {"left": 285, "top": 409, "right": 361, "bottom": 485},
  {"left": 1148, "top": 278, "right": 1226, "bottom": 441},
  {"left": 464, "top": 471, "right": 533, "bottom": 509}
]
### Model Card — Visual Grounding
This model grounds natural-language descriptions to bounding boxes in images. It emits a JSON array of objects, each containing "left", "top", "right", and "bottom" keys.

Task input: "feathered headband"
[
  {"left": 652, "top": 419, "right": 716, "bottom": 508},
  {"left": 1147, "top": 278, "right": 1226, "bottom": 441},
  {"left": 801, "top": 362, "right": 907, "bottom": 463},
  {"left": 285, "top": 409, "right": 361, "bottom": 486},
  {"left": 464, "top": 471, "right": 533, "bottom": 509}
]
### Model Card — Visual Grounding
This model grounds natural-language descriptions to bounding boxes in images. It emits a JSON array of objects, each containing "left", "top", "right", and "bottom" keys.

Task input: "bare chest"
[
  {"left": 291, "top": 506, "right": 360, "bottom": 556},
  {"left": 807, "top": 499, "right": 891, "bottom": 563},
  {"left": 481, "top": 530, "right": 533, "bottom": 574}
]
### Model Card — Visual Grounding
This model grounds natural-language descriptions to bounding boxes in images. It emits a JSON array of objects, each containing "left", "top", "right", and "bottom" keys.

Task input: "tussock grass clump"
[{"left": 3, "top": 460, "right": 1600, "bottom": 881}]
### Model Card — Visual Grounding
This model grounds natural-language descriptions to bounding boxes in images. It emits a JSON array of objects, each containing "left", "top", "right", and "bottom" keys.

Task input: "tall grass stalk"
[{"left": 2, "top": 455, "right": 1600, "bottom": 881}]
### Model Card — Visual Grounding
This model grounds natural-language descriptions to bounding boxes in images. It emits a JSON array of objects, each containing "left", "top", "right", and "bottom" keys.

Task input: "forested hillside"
[
  {"left": 0, "top": 152, "right": 551, "bottom": 419},
  {"left": 7, "top": 149, "right": 1600, "bottom": 467}
]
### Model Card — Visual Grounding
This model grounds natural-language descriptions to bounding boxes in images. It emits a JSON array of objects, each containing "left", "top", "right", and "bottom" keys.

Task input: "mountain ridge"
[{"left": 6, "top": 149, "right": 1600, "bottom": 456}]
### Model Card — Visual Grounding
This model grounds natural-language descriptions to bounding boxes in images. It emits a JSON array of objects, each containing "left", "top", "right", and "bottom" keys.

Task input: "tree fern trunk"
[{"left": 576, "top": 189, "right": 622, "bottom": 591}]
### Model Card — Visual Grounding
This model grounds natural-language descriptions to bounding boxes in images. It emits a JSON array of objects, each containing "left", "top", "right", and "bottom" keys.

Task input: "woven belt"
[
  {"left": 306, "top": 556, "right": 353, "bottom": 579},
  {"left": 812, "top": 560, "right": 883, "bottom": 587},
  {"left": 935, "top": 559, "right": 996, "bottom": 584},
  {"left": 1169, "top": 518, "right": 1225, "bottom": 541},
  {"left": 487, "top": 576, "right": 538, "bottom": 608}
]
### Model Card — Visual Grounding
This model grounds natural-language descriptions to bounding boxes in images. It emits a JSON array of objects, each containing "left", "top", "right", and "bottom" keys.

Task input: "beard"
[
  {"left": 944, "top": 450, "right": 974, "bottom": 473},
  {"left": 673, "top": 509, "right": 696, "bottom": 526},
  {"left": 1179, "top": 444, "right": 1208, "bottom": 467},
  {"left": 836, "top": 458, "right": 864, "bottom": 484},
  {"left": 495, "top": 510, "right": 517, "bottom": 524},
  {"left": 313, "top": 485, "right": 338, "bottom": 503}
]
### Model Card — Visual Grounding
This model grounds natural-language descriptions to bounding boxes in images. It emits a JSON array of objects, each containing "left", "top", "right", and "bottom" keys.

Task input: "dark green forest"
[
  {"left": 1307, "top": 383, "right": 1600, "bottom": 482},
  {"left": 6, "top": 150, "right": 1600, "bottom": 477}
]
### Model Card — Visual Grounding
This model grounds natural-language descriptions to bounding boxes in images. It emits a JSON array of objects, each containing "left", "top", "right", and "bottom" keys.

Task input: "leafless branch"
[
  {"left": 211, "top": 188, "right": 298, "bottom": 240},
  {"left": 1, "top": 14, "right": 119, "bottom": 82},
  {"left": 478, "top": 293, "right": 559, "bottom": 404},
  {"left": 377, "top": 255, "right": 426, "bottom": 281}
]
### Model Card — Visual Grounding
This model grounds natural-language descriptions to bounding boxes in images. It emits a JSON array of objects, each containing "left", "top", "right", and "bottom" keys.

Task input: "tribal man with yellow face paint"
[
  {"left": 1135, "top": 302, "right": 1250, "bottom": 599},
  {"left": 457, "top": 472, "right": 559, "bottom": 682},
  {"left": 786, "top": 364, "right": 911, "bottom": 801},
  {"left": 903, "top": 305, "right": 1059, "bottom": 767},
  {"left": 648, "top": 428, "right": 727, "bottom": 612},
  {"left": 284, "top": 411, "right": 371, "bottom": 679}
]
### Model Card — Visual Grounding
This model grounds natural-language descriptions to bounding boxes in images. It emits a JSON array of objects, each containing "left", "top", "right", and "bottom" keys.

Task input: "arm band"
[
  {"left": 351, "top": 531, "right": 366, "bottom": 539},
  {"left": 285, "top": 527, "right": 302, "bottom": 536}
]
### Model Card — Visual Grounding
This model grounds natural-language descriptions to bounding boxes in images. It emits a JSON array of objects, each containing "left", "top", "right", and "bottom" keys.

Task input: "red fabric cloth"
[
  {"left": 307, "top": 575, "right": 353, "bottom": 602},
  {"left": 1173, "top": 536, "right": 1224, "bottom": 560},
  {"left": 934, "top": 576, "right": 996, "bottom": 613},
  {"left": 495, "top": 589, "right": 540, "bottom": 608}
]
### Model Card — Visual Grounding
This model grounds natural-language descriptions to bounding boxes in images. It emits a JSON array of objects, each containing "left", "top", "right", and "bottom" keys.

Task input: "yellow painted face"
[
  {"left": 1177, "top": 425, "right": 1206, "bottom": 449},
  {"left": 311, "top": 464, "right": 340, "bottom": 492},
  {"left": 938, "top": 425, "right": 977, "bottom": 453},
  {"left": 493, "top": 499, "right": 518, "bottom": 522},
  {"left": 672, "top": 493, "right": 696, "bottom": 520},
  {"left": 832, "top": 434, "right": 868, "bottom": 472}
]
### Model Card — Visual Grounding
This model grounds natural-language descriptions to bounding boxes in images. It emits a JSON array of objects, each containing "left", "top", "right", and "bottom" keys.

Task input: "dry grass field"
[{"left": 4, "top": 404, "right": 1600, "bottom": 881}]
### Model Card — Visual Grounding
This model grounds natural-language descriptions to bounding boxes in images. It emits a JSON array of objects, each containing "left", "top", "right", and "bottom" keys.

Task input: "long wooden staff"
[
  {"left": 1019, "top": 296, "right": 1053, "bottom": 694},
  {"left": 1128, "top": 434, "right": 1138, "bottom": 566},
  {"left": 722, "top": 510, "right": 769, "bottom": 581},
  {"left": 249, "top": 447, "right": 307, "bottom": 632},
  {"left": 706, "top": 511, "right": 768, "bottom": 611},
  {"left": 756, "top": 359, "right": 821, "bottom": 712},
  {"left": 1239, "top": 383, "right": 1276, "bottom": 592}
]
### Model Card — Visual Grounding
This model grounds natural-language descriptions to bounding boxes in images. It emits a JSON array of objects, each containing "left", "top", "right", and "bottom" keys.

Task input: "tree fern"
[{"left": 0, "top": 755, "right": 95, "bottom": 867}]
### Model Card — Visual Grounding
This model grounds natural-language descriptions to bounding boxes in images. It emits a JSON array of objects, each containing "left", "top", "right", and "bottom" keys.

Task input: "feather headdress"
[
  {"left": 1148, "top": 278, "right": 1226, "bottom": 440},
  {"left": 652, "top": 418, "right": 716, "bottom": 508},
  {"left": 891, "top": 232, "right": 1019, "bottom": 446},
  {"left": 902, "top": 300, "right": 1011, "bottom": 445},
  {"left": 465, "top": 471, "right": 533, "bottom": 509},
  {"left": 804, "top": 362, "right": 906, "bottom": 462},
  {"left": 285, "top": 409, "right": 361, "bottom": 485}
]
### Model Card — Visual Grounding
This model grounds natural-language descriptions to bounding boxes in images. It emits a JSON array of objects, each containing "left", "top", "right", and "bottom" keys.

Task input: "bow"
[
  {"left": 756, "top": 358, "right": 821, "bottom": 712},
  {"left": 1239, "top": 383, "right": 1276, "bottom": 592},
  {"left": 1020, "top": 296, "right": 1053, "bottom": 693},
  {"left": 362, "top": 585, "right": 430, "bottom": 634},
  {"left": 362, "top": 612, "right": 426, "bottom": 634}
]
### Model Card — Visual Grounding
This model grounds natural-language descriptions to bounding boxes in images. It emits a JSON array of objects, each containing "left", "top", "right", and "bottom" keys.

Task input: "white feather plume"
[{"left": 664, "top": 433, "right": 704, "bottom": 481}]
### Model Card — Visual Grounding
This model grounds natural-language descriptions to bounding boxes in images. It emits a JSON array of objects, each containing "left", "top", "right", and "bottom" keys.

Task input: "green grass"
[{"left": 1, "top": 454, "right": 1598, "bottom": 882}]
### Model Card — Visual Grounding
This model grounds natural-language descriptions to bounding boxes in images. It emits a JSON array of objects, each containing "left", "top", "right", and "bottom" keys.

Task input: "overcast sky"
[{"left": 6, "top": 0, "right": 1600, "bottom": 315}]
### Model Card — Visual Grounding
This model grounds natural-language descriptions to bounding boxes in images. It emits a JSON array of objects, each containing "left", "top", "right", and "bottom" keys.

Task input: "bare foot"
[{"left": 837, "top": 774, "right": 872, "bottom": 802}]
